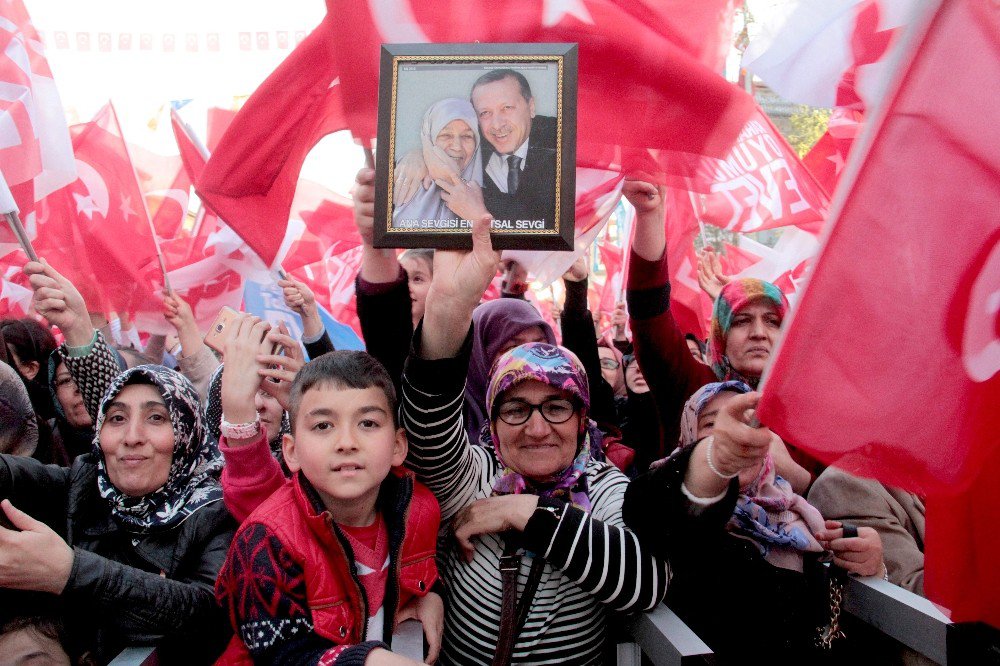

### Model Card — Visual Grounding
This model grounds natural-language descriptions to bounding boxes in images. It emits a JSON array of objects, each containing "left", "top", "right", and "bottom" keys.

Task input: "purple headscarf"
[{"left": 464, "top": 299, "right": 556, "bottom": 439}]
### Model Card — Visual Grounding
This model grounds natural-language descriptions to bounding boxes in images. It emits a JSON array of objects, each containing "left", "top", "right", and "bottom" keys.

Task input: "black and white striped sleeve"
[
  {"left": 400, "top": 328, "right": 493, "bottom": 523},
  {"left": 521, "top": 465, "right": 669, "bottom": 613}
]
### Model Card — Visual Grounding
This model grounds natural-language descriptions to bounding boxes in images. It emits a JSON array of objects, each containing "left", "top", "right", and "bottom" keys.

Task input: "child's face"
[{"left": 284, "top": 384, "right": 406, "bottom": 526}]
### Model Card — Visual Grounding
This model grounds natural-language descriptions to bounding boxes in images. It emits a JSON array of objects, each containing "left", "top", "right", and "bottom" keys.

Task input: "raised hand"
[
  {"left": 562, "top": 254, "right": 589, "bottom": 283},
  {"left": 278, "top": 276, "right": 322, "bottom": 339},
  {"left": 163, "top": 291, "right": 207, "bottom": 359},
  {"left": 611, "top": 302, "right": 628, "bottom": 340},
  {"left": 353, "top": 168, "right": 377, "bottom": 245},
  {"left": 23, "top": 258, "right": 94, "bottom": 346},
  {"left": 257, "top": 325, "right": 306, "bottom": 412},
  {"left": 422, "top": 215, "right": 500, "bottom": 359},
  {"left": 622, "top": 178, "right": 667, "bottom": 262},
  {"left": 220, "top": 314, "right": 272, "bottom": 428},
  {"left": 697, "top": 247, "right": 731, "bottom": 302}
]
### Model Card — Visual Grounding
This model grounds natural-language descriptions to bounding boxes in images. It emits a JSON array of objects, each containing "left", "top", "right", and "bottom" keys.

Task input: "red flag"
[
  {"left": 758, "top": 0, "right": 1000, "bottom": 626},
  {"left": 0, "top": 0, "right": 75, "bottom": 256},
  {"left": 329, "top": 0, "right": 751, "bottom": 164},
  {"left": 291, "top": 245, "right": 364, "bottom": 338},
  {"left": 664, "top": 107, "right": 830, "bottom": 233},
  {"left": 196, "top": 14, "right": 347, "bottom": 267},
  {"left": 597, "top": 237, "right": 623, "bottom": 316},
  {"left": 802, "top": 108, "right": 865, "bottom": 198},
  {"left": 663, "top": 187, "right": 706, "bottom": 339},
  {"left": 170, "top": 109, "right": 208, "bottom": 183},
  {"left": 129, "top": 141, "right": 190, "bottom": 240},
  {"left": 206, "top": 107, "right": 237, "bottom": 152},
  {"left": 721, "top": 241, "right": 763, "bottom": 275},
  {"left": 281, "top": 180, "right": 361, "bottom": 273},
  {"left": 34, "top": 104, "right": 162, "bottom": 315}
]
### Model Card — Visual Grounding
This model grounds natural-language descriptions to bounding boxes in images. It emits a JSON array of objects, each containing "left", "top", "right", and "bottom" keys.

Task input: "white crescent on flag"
[
  {"left": 73, "top": 159, "right": 110, "bottom": 219},
  {"left": 962, "top": 234, "right": 1000, "bottom": 383}
]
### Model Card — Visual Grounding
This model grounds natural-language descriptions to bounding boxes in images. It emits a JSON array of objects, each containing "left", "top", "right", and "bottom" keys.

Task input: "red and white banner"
[
  {"left": 33, "top": 103, "right": 161, "bottom": 315},
  {"left": 664, "top": 107, "right": 830, "bottom": 234},
  {"left": 0, "top": 0, "right": 75, "bottom": 256},
  {"left": 742, "top": 0, "right": 916, "bottom": 111},
  {"left": 196, "top": 14, "right": 346, "bottom": 268},
  {"left": 757, "top": 0, "right": 1000, "bottom": 626}
]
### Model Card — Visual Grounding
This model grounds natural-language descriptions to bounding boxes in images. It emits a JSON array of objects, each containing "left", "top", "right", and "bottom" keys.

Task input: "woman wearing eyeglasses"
[{"left": 399, "top": 217, "right": 667, "bottom": 665}]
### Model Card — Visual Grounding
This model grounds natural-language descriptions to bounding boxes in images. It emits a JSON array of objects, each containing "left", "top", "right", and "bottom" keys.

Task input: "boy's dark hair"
[
  {"left": 471, "top": 68, "right": 533, "bottom": 102},
  {"left": 288, "top": 351, "right": 398, "bottom": 432}
]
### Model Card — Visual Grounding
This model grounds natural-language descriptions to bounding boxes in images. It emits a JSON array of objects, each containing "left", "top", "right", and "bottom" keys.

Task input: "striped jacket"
[{"left": 400, "top": 338, "right": 669, "bottom": 665}]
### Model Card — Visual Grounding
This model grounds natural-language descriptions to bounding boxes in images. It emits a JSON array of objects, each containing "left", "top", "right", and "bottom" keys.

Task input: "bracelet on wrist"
[
  {"left": 220, "top": 416, "right": 261, "bottom": 440},
  {"left": 704, "top": 436, "right": 739, "bottom": 480}
]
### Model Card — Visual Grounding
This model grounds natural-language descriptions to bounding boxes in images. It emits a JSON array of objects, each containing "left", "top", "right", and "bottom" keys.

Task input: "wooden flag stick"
[{"left": 0, "top": 170, "right": 39, "bottom": 262}]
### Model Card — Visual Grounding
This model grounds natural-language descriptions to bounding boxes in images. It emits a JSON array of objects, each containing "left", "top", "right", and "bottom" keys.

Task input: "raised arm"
[
  {"left": 278, "top": 275, "right": 334, "bottom": 359},
  {"left": 400, "top": 215, "right": 500, "bottom": 520},
  {"left": 164, "top": 291, "right": 220, "bottom": 400},
  {"left": 622, "top": 181, "right": 715, "bottom": 446},
  {"left": 24, "top": 259, "right": 122, "bottom": 423}
]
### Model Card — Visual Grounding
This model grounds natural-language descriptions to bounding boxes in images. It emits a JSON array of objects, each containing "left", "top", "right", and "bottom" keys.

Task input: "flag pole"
[
  {"left": 109, "top": 101, "right": 172, "bottom": 293},
  {"left": 0, "top": 170, "right": 39, "bottom": 262}
]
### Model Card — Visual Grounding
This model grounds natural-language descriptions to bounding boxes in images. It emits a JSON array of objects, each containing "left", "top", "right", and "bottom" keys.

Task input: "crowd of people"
[{"left": 0, "top": 70, "right": 930, "bottom": 666}]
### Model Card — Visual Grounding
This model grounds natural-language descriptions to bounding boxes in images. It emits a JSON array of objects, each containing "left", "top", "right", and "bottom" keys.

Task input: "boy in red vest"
[{"left": 215, "top": 341, "right": 440, "bottom": 665}]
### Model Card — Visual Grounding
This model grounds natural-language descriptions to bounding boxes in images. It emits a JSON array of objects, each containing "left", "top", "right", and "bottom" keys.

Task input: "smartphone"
[
  {"left": 203, "top": 307, "right": 284, "bottom": 357},
  {"left": 203, "top": 306, "right": 241, "bottom": 355}
]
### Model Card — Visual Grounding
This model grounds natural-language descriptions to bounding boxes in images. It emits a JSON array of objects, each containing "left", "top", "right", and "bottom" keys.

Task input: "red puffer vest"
[{"left": 216, "top": 467, "right": 440, "bottom": 665}]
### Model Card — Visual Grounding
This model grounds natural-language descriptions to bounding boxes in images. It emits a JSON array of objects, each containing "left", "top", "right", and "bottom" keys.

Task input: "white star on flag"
[
  {"left": 543, "top": 0, "right": 593, "bottom": 27},
  {"left": 119, "top": 194, "right": 136, "bottom": 219},
  {"left": 73, "top": 192, "right": 100, "bottom": 219},
  {"left": 827, "top": 151, "right": 846, "bottom": 174}
]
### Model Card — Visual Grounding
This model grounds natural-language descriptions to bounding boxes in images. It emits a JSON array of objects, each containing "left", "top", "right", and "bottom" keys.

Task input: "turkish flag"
[
  {"left": 129, "top": 141, "right": 190, "bottom": 241},
  {"left": 206, "top": 107, "right": 237, "bottom": 152},
  {"left": 281, "top": 179, "right": 361, "bottom": 274},
  {"left": 330, "top": 0, "right": 751, "bottom": 164},
  {"left": 170, "top": 109, "right": 208, "bottom": 183},
  {"left": 0, "top": 0, "right": 75, "bottom": 257},
  {"left": 597, "top": 237, "right": 623, "bottom": 316},
  {"left": 758, "top": 0, "right": 1000, "bottom": 626},
  {"left": 802, "top": 108, "right": 865, "bottom": 199},
  {"left": 34, "top": 103, "right": 161, "bottom": 315},
  {"left": 662, "top": 186, "right": 706, "bottom": 339},
  {"left": 196, "top": 14, "right": 347, "bottom": 268}
]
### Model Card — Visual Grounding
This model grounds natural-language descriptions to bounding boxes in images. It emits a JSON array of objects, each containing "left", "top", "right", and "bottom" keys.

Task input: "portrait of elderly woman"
[{"left": 392, "top": 97, "right": 483, "bottom": 227}]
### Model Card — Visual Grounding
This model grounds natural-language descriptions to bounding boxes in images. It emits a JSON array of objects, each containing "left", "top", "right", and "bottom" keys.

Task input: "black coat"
[
  {"left": 0, "top": 453, "right": 235, "bottom": 664},
  {"left": 481, "top": 114, "right": 559, "bottom": 227},
  {"left": 622, "top": 446, "right": 829, "bottom": 662}
]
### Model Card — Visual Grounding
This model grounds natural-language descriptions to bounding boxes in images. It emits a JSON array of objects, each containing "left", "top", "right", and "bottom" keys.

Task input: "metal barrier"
[
  {"left": 842, "top": 574, "right": 951, "bottom": 665},
  {"left": 107, "top": 647, "right": 158, "bottom": 666},
  {"left": 619, "top": 603, "right": 713, "bottom": 666}
]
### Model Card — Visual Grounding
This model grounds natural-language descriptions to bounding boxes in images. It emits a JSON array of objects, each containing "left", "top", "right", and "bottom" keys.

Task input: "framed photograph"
[{"left": 373, "top": 43, "right": 577, "bottom": 250}]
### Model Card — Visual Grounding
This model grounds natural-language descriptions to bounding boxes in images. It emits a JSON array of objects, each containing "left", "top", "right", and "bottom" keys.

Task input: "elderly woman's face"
[
  {"left": 435, "top": 119, "right": 477, "bottom": 171},
  {"left": 724, "top": 300, "right": 781, "bottom": 378},
  {"left": 494, "top": 379, "right": 580, "bottom": 481},
  {"left": 100, "top": 383, "right": 174, "bottom": 497}
]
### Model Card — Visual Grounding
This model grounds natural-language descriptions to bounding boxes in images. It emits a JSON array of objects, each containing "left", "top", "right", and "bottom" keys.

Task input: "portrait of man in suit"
[{"left": 469, "top": 69, "right": 557, "bottom": 227}]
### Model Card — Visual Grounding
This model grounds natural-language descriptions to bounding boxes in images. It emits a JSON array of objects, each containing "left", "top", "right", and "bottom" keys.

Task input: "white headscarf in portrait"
[{"left": 393, "top": 97, "right": 483, "bottom": 224}]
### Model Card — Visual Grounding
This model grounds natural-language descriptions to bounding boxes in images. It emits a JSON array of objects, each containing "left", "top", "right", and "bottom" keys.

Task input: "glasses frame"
[{"left": 494, "top": 397, "right": 578, "bottom": 426}]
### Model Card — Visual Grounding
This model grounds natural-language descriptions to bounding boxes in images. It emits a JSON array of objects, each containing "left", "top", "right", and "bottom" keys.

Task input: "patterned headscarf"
[
  {"left": 94, "top": 365, "right": 223, "bottom": 532},
  {"left": 707, "top": 279, "right": 789, "bottom": 387},
  {"left": 485, "top": 343, "right": 598, "bottom": 510},
  {"left": 676, "top": 381, "right": 824, "bottom": 570}
]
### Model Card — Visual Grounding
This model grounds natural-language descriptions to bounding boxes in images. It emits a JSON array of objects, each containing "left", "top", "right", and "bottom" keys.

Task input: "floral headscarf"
[
  {"left": 707, "top": 279, "right": 789, "bottom": 387},
  {"left": 94, "top": 365, "right": 223, "bottom": 532},
  {"left": 678, "top": 381, "right": 824, "bottom": 570},
  {"left": 485, "top": 343, "right": 601, "bottom": 511}
]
